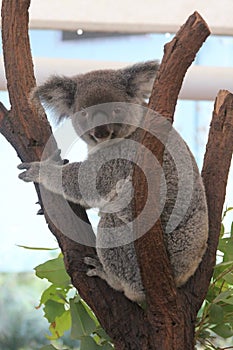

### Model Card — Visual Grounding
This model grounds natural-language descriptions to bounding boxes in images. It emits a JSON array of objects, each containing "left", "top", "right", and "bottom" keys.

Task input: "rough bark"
[
  {"left": 133, "top": 11, "right": 211, "bottom": 349},
  {"left": 188, "top": 90, "right": 233, "bottom": 312},
  {"left": 1, "top": 2, "right": 233, "bottom": 350},
  {"left": 0, "top": 2, "right": 148, "bottom": 350},
  {"left": 149, "top": 11, "right": 211, "bottom": 120}
]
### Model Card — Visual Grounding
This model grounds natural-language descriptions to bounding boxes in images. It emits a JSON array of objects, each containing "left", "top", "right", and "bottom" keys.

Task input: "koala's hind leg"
[
  {"left": 84, "top": 256, "right": 107, "bottom": 279},
  {"left": 84, "top": 256, "right": 124, "bottom": 292}
]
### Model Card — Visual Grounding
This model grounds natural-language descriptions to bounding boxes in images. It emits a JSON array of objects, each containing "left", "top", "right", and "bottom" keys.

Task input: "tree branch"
[
  {"left": 1, "top": 1, "right": 148, "bottom": 348},
  {"left": 149, "top": 11, "right": 211, "bottom": 120},
  {"left": 132, "top": 12, "right": 211, "bottom": 348},
  {"left": 186, "top": 90, "right": 233, "bottom": 312},
  {"left": 134, "top": 11, "right": 210, "bottom": 309}
]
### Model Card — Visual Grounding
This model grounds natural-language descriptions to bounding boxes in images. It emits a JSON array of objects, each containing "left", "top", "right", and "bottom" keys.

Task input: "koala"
[{"left": 18, "top": 61, "right": 208, "bottom": 302}]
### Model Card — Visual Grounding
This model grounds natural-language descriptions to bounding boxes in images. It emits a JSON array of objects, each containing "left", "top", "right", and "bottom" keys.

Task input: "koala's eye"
[{"left": 80, "top": 109, "right": 88, "bottom": 117}]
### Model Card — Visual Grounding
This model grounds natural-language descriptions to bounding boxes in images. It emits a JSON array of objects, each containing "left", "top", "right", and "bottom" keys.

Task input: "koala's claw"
[
  {"left": 84, "top": 256, "right": 106, "bottom": 279},
  {"left": 18, "top": 161, "right": 40, "bottom": 183},
  {"left": 17, "top": 162, "right": 31, "bottom": 170},
  {"left": 37, "top": 208, "right": 44, "bottom": 215},
  {"left": 84, "top": 256, "right": 102, "bottom": 268}
]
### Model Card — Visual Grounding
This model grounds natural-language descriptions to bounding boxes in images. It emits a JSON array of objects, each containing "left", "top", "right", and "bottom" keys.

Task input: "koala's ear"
[
  {"left": 120, "top": 60, "right": 159, "bottom": 102},
  {"left": 31, "top": 76, "right": 77, "bottom": 123}
]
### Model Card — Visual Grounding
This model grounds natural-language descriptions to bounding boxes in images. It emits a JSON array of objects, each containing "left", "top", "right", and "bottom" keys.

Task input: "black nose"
[{"left": 93, "top": 125, "right": 110, "bottom": 139}]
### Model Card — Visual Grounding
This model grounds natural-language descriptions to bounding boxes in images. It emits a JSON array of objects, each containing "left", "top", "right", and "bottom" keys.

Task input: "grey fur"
[{"left": 19, "top": 61, "right": 208, "bottom": 302}]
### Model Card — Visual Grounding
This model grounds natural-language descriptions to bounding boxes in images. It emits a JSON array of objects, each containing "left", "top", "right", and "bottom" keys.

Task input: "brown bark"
[
  {"left": 0, "top": 2, "right": 148, "bottom": 349},
  {"left": 149, "top": 11, "right": 210, "bottom": 120},
  {"left": 133, "top": 11, "right": 211, "bottom": 349},
  {"left": 188, "top": 90, "right": 233, "bottom": 312},
  {"left": 0, "top": 2, "right": 233, "bottom": 350}
]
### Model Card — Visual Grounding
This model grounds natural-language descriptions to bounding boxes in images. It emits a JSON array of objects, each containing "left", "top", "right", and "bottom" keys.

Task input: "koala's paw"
[
  {"left": 84, "top": 256, "right": 107, "bottom": 280},
  {"left": 18, "top": 161, "right": 41, "bottom": 183},
  {"left": 17, "top": 149, "right": 63, "bottom": 184}
]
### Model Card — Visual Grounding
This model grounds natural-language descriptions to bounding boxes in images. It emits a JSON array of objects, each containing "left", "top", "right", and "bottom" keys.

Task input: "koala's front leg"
[
  {"left": 18, "top": 161, "right": 41, "bottom": 183},
  {"left": 18, "top": 150, "right": 87, "bottom": 206}
]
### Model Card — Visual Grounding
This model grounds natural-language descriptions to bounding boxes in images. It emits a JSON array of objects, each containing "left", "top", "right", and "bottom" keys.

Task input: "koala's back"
[
  {"left": 86, "top": 128, "right": 208, "bottom": 301},
  {"left": 161, "top": 146, "right": 208, "bottom": 286}
]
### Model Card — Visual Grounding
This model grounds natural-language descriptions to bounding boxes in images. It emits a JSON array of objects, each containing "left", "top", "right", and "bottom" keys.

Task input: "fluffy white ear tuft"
[
  {"left": 120, "top": 60, "right": 159, "bottom": 102},
  {"left": 30, "top": 76, "right": 77, "bottom": 123}
]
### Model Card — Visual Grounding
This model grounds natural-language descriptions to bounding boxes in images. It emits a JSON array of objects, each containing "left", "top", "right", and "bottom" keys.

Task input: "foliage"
[
  {"left": 35, "top": 254, "right": 114, "bottom": 350},
  {"left": 33, "top": 210, "right": 233, "bottom": 350},
  {"left": 196, "top": 207, "right": 233, "bottom": 349}
]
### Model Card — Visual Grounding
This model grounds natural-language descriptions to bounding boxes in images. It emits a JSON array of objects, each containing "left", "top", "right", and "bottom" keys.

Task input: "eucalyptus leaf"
[
  {"left": 54, "top": 310, "right": 71, "bottom": 336},
  {"left": 220, "top": 223, "right": 225, "bottom": 237},
  {"left": 214, "top": 260, "right": 233, "bottom": 268},
  {"left": 81, "top": 299, "right": 99, "bottom": 326},
  {"left": 70, "top": 298, "right": 96, "bottom": 339},
  {"left": 95, "top": 327, "right": 112, "bottom": 343},
  {"left": 39, "top": 284, "right": 68, "bottom": 307},
  {"left": 101, "top": 343, "right": 114, "bottom": 349},
  {"left": 209, "top": 304, "right": 224, "bottom": 324},
  {"left": 35, "top": 255, "right": 70, "bottom": 286},
  {"left": 43, "top": 299, "right": 65, "bottom": 323},
  {"left": 213, "top": 290, "right": 233, "bottom": 303},
  {"left": 223, "top": 272, "right": 233, "bottom": 285},
  {"left": 47, "top": 310, "right": 71, "bottom": 340},
  {"left": 80, "top": 336, "right": 101, "bottom": 350},
  {"left": 212, "top": 323, "right": 233, "bottom": 338},
  {"left": 17, "top": 244, "right": 58, "bottom": 250}
]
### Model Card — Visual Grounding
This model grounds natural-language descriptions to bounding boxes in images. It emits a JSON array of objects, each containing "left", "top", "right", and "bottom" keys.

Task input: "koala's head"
[{"left": 32, "top": 61, "right": 159, "bottom": 147}]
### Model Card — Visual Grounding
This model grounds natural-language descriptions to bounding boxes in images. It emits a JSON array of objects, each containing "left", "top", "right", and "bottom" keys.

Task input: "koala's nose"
[{"left": 93, "top": 125, "right": 111, "bottom": 140}]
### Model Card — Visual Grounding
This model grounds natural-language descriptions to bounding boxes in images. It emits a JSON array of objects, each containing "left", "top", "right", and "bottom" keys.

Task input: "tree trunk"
[{"left": 0, "top": 2, "right": 233, "bottom": 349}]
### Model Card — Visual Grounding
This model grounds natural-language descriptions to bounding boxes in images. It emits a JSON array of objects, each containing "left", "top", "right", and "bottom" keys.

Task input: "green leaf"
[
  {"left": 95, "top": 327, "right": 112, "bottom": 343},
  {"left": 209, "top": 304, "right": 224, "bottom": 324},
  {"left": 17, "top": 244, "right": 58, "bottom": 250},
  {"left": 222, "top": 207, "right": 233, "bottom": 220},
  {"left": 222, "top": 303, "right": 233, "bottom": 316},
  {"left": 35, "top": 255, "right": 70, "bottom": 286},
  {"left": 39, "top": 284, "right": 69, "bottom": 307},
  {"left": 213, "top": 290, "right": 233, "bottom": 303},
  {"left": 80, "top": 336, "right": 100, "bottom": 350},
  {"left": 215, "top": 260, "right": 233, "bottom": 268},
  {"left": 220, "top": 223, "right": 225, "bottom": 237},
  {"left": 218, "top": 237, "right": 233, "bottom": 261},
  {"left": 74, "top": 294, "right": 82, "bottom": 303},
  {"left": 40, "top": 346, "right": 58, "bottom": 350},
  {"left": 43, "top": 299, "right": 65, "bottom": 323},
  {"left": 70, "top": 298, "right": 96, "bottom": 339},
  {"left": 223, "top": 271, "right": 233, "bottom": 285},
  {"left": 47, "top": 310, "right": 71, "bottom": 340},
  {"left": 81, "top": 299, "right": 99, "bottom": 326},
  {"left": 197, "top": 329, "right": 212, "bottom": 340},
  {"left": 102, "top": 344, "right": 114, "bottom": 350},
  {"left": 212, "top": 323, "right": 233, "bottom": 338},
  {"left": 223, "top": 296, "right": 233, "bottom": 305},
  {"left": 54, "top": 309, "right": 71, "bottom": 336}
]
